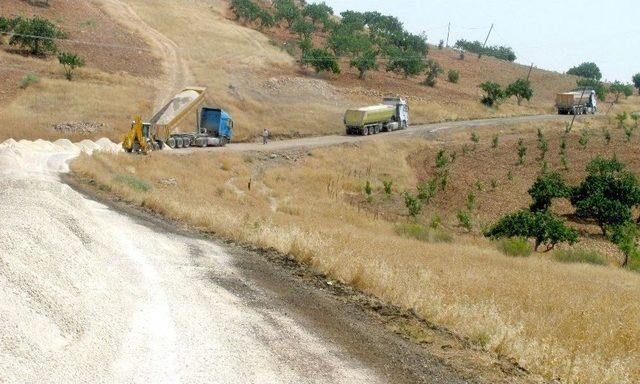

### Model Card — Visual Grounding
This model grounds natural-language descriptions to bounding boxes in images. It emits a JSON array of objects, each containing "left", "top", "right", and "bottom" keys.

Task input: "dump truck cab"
[{"left": 193, "top": 108, "right": 234, "bottom": 147}]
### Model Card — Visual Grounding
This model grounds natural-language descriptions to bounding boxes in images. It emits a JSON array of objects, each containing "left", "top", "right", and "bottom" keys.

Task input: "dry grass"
[{"left": 72, "top": 135, "right": 640, "bottom": 383}]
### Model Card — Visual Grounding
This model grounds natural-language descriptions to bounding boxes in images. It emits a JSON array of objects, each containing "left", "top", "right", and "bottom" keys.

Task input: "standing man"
[{"left": 262, "top": 128, "right": 269, "bottom": 145}]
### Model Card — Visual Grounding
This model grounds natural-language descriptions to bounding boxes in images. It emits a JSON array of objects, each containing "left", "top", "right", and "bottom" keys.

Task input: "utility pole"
[
  {"left": 526, "top": 63, "right": 534, "bottom": 81},
  {"left": 446, "top": 22, "right": 451, "bottom": 47},
  {"left": 478, "top": 23, "right": 494, "bottom": 59}
]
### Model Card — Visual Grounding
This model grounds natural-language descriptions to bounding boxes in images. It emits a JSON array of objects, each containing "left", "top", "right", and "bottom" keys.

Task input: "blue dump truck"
[{"left": 123, "top": 87, "right": 234, "bottom": 152}]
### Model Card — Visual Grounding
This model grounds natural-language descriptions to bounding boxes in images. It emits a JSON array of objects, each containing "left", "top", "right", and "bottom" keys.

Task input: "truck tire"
[
  {"left": 362, "top": 127, "right": 368, "bottom": 136},
  {"left": 167, "top": 137, "right": 176, "bottom": 148}
]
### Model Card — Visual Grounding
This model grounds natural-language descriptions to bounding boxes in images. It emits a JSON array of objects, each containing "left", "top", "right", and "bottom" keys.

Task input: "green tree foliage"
[
  {"left": 528, "top": 171, "right": 569, "bottom": 212},
  {"left": 567, "top": 62, "right": 602, "bottom": 80},
  {"left": 633, "top": 73, "right": 640, "bottom": 95},
  {"left": 404, "top": 192, "right": 422, "bottom": 217},
  {"left": 257, "top": 10, "right": 275, "bottom": 29},
  {"left": 350, "top": 49, "right": 378, "bottom": 80},
  {"left": 291, "top": 17, "right": 315, "bottom": 39},
  {"left": 609, "top": 81, "right": 634, "bottom": 103},
  {"left": 231, "top": 0, "right": 261, "bottom": 23},
  {"left": 273, "top": 0, "right": 300, "bottom": 27},
  {"left": 570, "top": 156, "right": 640, "bottom": 235},
  {"left": 57, "top": 52, "right": 85, "bottom": 80},
  {"left": 457, "top": 211, "right": 472, "bottom": 231},
  {"left": 301, "top": 47, "right": 340, "bottom": 74},
  {"left": 385, "top": 46, "right": 426, "bottom": 78},
  {"left": 447, "top": 69, "right": 460, "bottom": 84},
  {"left": 517, "top": 138, "right": 527, "bottom": 165},
  {"left": 454, "top": 39, "right": 516, "bottom": 61},
  {"left": 576, "top": 78, "right": 607, "bottom": 101},
  {"left": 506, "top": 78, "right": 533, "bottom": 105},
  {"left": 383, "top": 180, "right": 393, "bottom": 196},
  {"left": 609, "top": 222, "right": 640, "bottom": 268},
  {"left": 9, "top": 16, "right": 66, "bottom": 55},
  {"left": 302, "top": 2, "right": 333, "bottom": 25},
  {"left": 422, "top": 59, "right": 443, "bottom": 87},
  {"left": 485, "top": 210, "right": 578, "bottom": 251},
  {"left": 479, "top": 81, "right": 505, "bottom": 107},
  {"left": 417, "top": 178, "right": 437, "bottom": 203}
]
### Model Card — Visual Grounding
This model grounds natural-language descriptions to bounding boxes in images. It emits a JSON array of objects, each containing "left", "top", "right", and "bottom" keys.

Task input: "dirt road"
[
  {"left": 183, "top": 113, "right": 581, "bottom": 153},
  {"left": 2, "top": 139, "right": 505, "bottom": 383}
]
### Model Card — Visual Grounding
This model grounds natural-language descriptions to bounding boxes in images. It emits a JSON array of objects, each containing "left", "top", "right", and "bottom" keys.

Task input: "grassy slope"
[
  {"left": 0, "top": 0, "right": 159, "bottom": 142},
  {"left": 72, "top": 113, "right": 640, "bottom": 383}
]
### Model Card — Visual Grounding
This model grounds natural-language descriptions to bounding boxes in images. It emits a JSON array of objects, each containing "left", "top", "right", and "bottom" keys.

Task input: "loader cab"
[{"left": 383, "top": 97, "right": 409, "bottom": 128}]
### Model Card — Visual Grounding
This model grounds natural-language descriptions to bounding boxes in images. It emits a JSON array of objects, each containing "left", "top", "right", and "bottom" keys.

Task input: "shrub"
[
  {"left": 291, "top": 17, "right": 315, "bottom": 39},
  {"left": 274, "top": 0, "right": 300, "bottom": 27},
  {"left": 470, "top": 131, "right": 479, "bottom": 147},
  {"left": 447, "top": 69, "right": 460, "bottom": 84},
  {"left": 383, "top": 180, "right": 393, "bottom": 196},
  {"left": 506, "top": 78, "right": 533, "bottom": 105},
  {"left": 554, "top": 249, "right": 606, "bottom": 265},
  {"left": 457, "top": 210, "right": 472, "bottom": 231},
  {"left": 517, "top": 138, "right": 526, "bottom": 165},
  {"left": 301, "top": 47, "right": 340, "bottom": 74},
  {"left": 417, "top": 178, "right": 437, "bottom": 203},
  {"left": 604, "top": 129, "right": 611, "bottom": 145},
  {"left": 479, "top": 81, "right": 505, "bottom": 107},
  {"left": 435, "top": 149, "right": 449, "bottom": 168},
  {"left": 19, "top": 73, "right": 39, "bottom": 89},
  {"left": 610, "top": 81, "right": 634, "bottom": 103},
  {"left": 633, "top": 73, "right": 640, "bottom": 95},
  {"left": 57, "top": 52, "right": 85, "bottom": 80},
  {"left": 9, "top": 16, "right": 66, "bottom": 55},
  {"left": 422, "top": 59, "right": 443, "bottom": 87},
  {"left": 438, "top": 40, "right": 444, "bottom": 50},
  {"left": 497, "top": 237, "right": 533, "bottom": 257},
  {"left": 615, "top": 112, "right": 628, "bottom": 129},
  {"left": 404, "top": 192, "right": 422, "bottom": 217},
  {"left": 231, "top": 0, "right": 262, "bottom": 23},
  {"left": 609, "top": 222, "right": 640, "bottom": 268},
  {"left": 491, "top": 134, "right": 499, "bottom": 148},
  {"left": 466, "top": 192, "right": 476, "bottom": 211},
  {"left": 578, "top": 129, "right": 589, "bottom": 149},
  {"left": 364, "top": 180, "right": 372, "bottom": 198},
  {"left": 395, "top": 223, "right": 452, "bottom": 243}
]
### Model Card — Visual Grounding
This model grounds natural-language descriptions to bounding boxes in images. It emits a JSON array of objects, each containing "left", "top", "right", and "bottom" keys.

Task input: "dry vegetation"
[{"left": 73, "top": 102, "right": 640, "bottom": 383}]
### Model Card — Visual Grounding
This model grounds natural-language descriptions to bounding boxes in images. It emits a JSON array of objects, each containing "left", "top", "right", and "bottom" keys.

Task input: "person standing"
[{"left": 262, "top": 128, "right": 269, "bottom": 145}]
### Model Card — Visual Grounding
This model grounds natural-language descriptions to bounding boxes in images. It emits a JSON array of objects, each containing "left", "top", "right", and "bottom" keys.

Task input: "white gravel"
[{"left": 0, "top": 138, "right": 383, "bottom": 383}]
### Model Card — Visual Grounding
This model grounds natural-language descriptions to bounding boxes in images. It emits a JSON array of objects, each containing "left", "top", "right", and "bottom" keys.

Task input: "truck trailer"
[
  {"left": 556, "top": 89, "right": 597, "bottom": 115},
  {"left": 344, "top": 97, "right": 409, "bottom": 135},
  {"left": 123, "top": 87, "right": 233, "bottom": 153}
]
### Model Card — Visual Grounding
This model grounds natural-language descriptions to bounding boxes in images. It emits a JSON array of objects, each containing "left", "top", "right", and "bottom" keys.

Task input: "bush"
[
  {"left": 19, "top": 73, "right": 39, "bottom": 89},
  {"left": 395, "top": 223, "right": 452, "bottom": 243},
  {"left": 497, "top": 237, "right": 533, "bottom": 257},
  {"left": 506, "top": 78, "right": 533, "bottom": 105},
  {"left": 517, "top": 138, "right": 527, "bottom": 165},
  {"left": 447, "top": 69, "right": 460, "bottom": 84},
  {"left": 457, "top": 210, "right": 472, "bottom": 231},
  {"left": 422, "top": 59, "right": 443, "bottom": 87},
  {"left": 417, "top": 177, "right": 437, "bottom": 203},
  {"left": 9, "top": 16, "right": 66, "bottom": 55},
  {"left": 404, "top": 192, "right": 422, "bottom": 217},
  {"left": 301, "top": 47, "right": 340, "bottom": 74},
  {"left": 479, "top": 81, "right": 505, "bottom": 107},
  {"left": 633, "top": 73, "right": 640, "bottom": 95},
  {"left": 553, "top": 249, "right": 606, "bottom": 265},
  {"left": 383, "top": 180, "right": 393, "bottom": 196}
]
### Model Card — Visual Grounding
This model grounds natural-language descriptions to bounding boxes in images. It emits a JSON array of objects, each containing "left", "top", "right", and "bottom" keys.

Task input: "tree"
[
  {"left": 385, "top": 47, "right": 426, "bottom": 78},
  {"left": 404, "top": 192, "right": 422, "bottom": 217},
  {"left": 422, "top": 59, "right": 443, "bottom": 87},
  {"left": 231, "top": 0, "right": 261, "bottom": 23},
  {"left": 350, "top": 49, "right": 378, "bottom": 80},
  {"left": 479, "top": 81, "right": 505, "bottom": 107},
  {"left": 633, "top": 73, "right": 640, "bottom": 95},
  {"left": 577, "top": 78, "right": 607, "bottom": 101},
  {"left": 570, "top": 156, "right": 640, "bottom": 235},
  {"left": 9, "top": 16, "right": 66, "bottom": 55},
  {"left": 567, "top": 62, "right": 602, "bottom": 80},
  {"left": 301, "top": 47, "right": 340, "bottom": 74},
  {"left": 506, "top": 78, "right": 533, "bottom": 105},
  {"left": 485, "top": 210, "right": 578, "bottom": 251},
  {"left": 528, "top": 171, "right": 569, "bottom": 212},
  {"left": 257, "top": 9, "right": 275, "bottom": 29},
  {"left": 609, "top": 81, "right": 630, "bottom": 103},
  {"left": 610, "top": 222, "right": 640, "bottom": 268},
  {"left": 291, "top": 17, "right": 315, "bottom": 39},
  {"left": 57, "top": 52, "right": 85, "bottom": 80},
  {"left": 273, "top": 0, "right": 300, "bottom": 27},
  {"left": 454, "top": 39, "right": 516, "bottom": 62},
  {"left": 302, "top": 2, "right": 333, "bottom": 25}
]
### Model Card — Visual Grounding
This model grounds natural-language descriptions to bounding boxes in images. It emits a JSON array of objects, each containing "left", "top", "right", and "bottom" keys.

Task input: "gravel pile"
[{"left": 262, "top": 76, "right": 340, "bottom": 99}]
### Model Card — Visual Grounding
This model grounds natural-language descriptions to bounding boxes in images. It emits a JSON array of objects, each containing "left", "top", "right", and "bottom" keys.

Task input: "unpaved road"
[
  {"left": 185, "top": 113, "right": 583, "bottom": 153},
  {"left": 0, "top": 140, "right": 497, "bottom": 383}
]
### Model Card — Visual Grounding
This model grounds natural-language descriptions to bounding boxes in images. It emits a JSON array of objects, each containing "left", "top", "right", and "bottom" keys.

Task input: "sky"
[{"left": 311, "top": 0, "right": 640, "bottom": 82}]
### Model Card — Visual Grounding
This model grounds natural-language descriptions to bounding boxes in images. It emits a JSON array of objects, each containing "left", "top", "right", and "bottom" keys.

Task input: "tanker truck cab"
[{"left": 383, "top": 97, "right": 409, "bottom": 129}]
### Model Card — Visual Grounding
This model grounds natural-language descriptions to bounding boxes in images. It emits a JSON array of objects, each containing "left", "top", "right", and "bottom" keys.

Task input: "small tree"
[
  {"left": 479, "top": 81, "right": 505, "bottom": 107},
  {"left": 386, "top": 47, "right": 426, "bottom": 79},
  {"left": 350, "top": 49, "right": 378, "bottom": 80},
  {"left": 301, "top": 47, "right": 340, "bottom": 74},
  {"left": 417, "top": 178, "right": 437, "bottom": 203},
  {"left": 447, "top": 69, "right": 460, "bottom": 84},
  {"left": 457, "top": 211, "right": 472, "bottom": 231},
  {"left": 633, "top": 73, "right": 640, "bottom": 95},
  {"left": 570, "top": 156, "right": 640, "bottom": 235},
  {"left": 470, "top": 131, "right": 479, "bottom": 148},
  {"left": 528, "top": 171, "right": 569, "bottom": 212},
  {"left": 609, "top": 81, "right": 630, "bottom": 103},
  {"left": 383, "top": 180, "right": 393, "bottom": 196},
  {"left": 10, "top": 16, "right": 66, "bottom": 55},
  {"left": 610, "top": 222, "right": 640, "bottom": 267},
  {"left": 491, "top": 134, "right": 499, "bottom": 148},
  {"left": 404, "top": 192, "right": 422, "bottom": 217},
  {"left": 517, "top": 138, "right": 527, "bottom": 165},
  {"left": 567, "top": 62, "right": 602, "bottom": 80},
  {"left": 506, "top": 78, "right": 533, "bottom": 105},
  {"left": 302, "top": 2, "right": 333, "bottom": 25},
  {"left": 291, "top": 17, "right": 315, "bottom": 39},
  {"left": 577, "top": 78, "right": 607, "bottom": 101},
  {"left": 438, "top": 40, "right": 444, "bottom": 49},
  {"left": 422, "top": 59, "right": 443, "bottom": 87},
  {"left": 57, "top": 52, "right": 85, "bottom": 80}
]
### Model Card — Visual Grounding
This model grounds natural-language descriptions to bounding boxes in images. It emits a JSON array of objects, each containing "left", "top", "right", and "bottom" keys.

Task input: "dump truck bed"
[
  {"left": 556, "top": 92, "right": 589, "bottom": 108},
  {"left": 344, "top": 105, "right": 396, "bottom": 128}
]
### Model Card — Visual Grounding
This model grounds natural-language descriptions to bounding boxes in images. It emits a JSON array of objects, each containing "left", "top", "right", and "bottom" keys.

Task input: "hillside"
[{"left": 1, "top": 0, "right": 578, "bottom": 143}]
